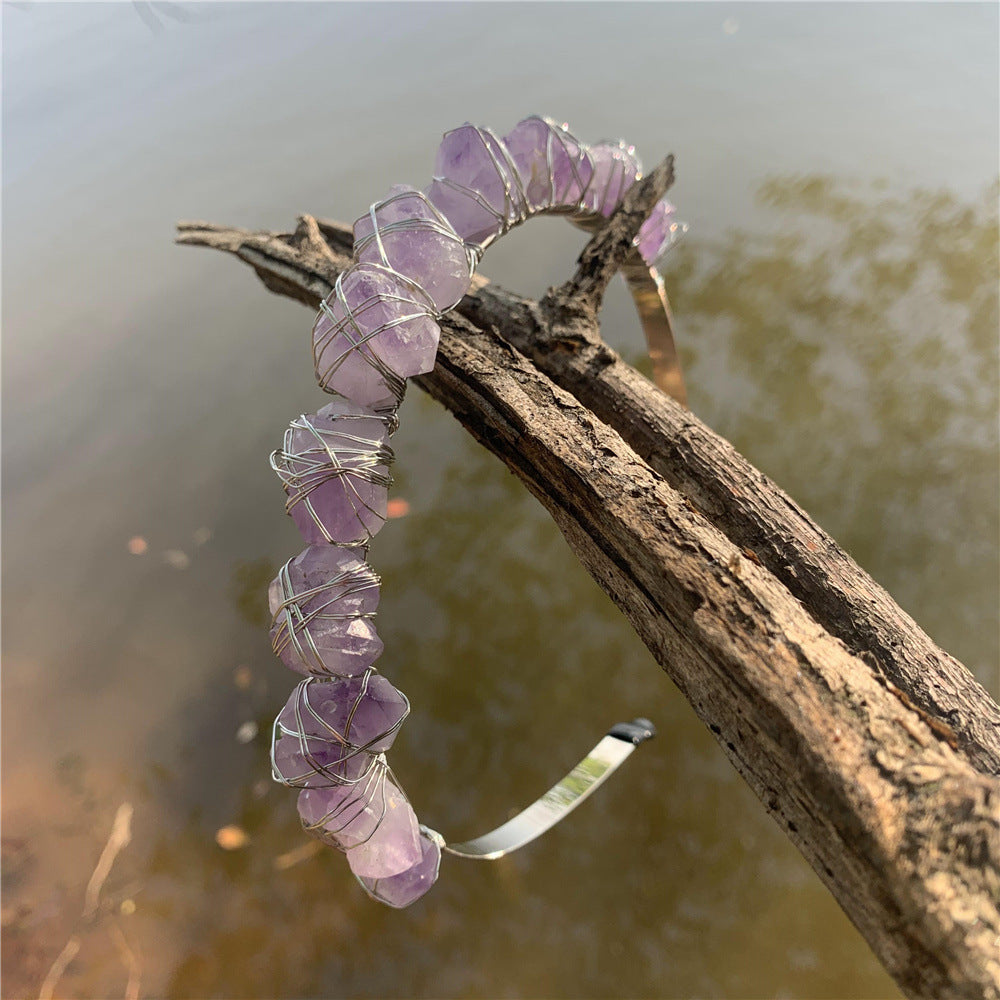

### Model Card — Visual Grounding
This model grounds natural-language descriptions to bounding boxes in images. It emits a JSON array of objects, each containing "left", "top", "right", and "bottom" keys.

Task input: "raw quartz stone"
[
  {"left": 636, "top": 198, "right": 686, "bottom": 266},
  {"left": 275, "top": 400, "right": 391, "bottom": 546},
  {"left": 313, "top": 263, "right": 440, "bottom": 408},
  {"left": 299, "top": 768, "right": 418, "bottom": 866},
  {"left": 354, "top": 186, "right": 473, "bottom": 313},
  {"left": 503, "top": 116, "right": 594, "bottom": 211},
  {"left": 345, "top": 780, "right": 422, "bottom": 878},
  {"left": 272, "top": 673, "right": 409, "bottom": 787},
  {"left": 583, "top": 140, "right": 643, "bottom": 218},
  {"left": 359, "top": 832, "right": 441, "bottom": 908},
  {"left": 269, "top": 545, "right": 383, "bottom": 677},
  {"left": 425, "top": 123, "right": 525, "bottom": 247}
]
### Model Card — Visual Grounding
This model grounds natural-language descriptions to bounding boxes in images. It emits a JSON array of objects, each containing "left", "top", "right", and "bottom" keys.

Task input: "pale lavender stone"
[
  {"left": 636, "top": 198, "right": 686, "bottom": 265},
  {"left": 298, "top": 769, "right": 416, "bottom": 859},
  {"left": 313, "top": 263, "right": 440, "bottom": 407},
  {"left": 268, "top": 545, "right": 383, "bottom": 677},
  {"left": 272, "top": 674, "right": 409, "bottom": 787},
  {"left": 503, "top": 116, "right": 594, "bottom": 210},
  {"left": 274, "top": 399, "right": 392, "bottom": 546},
  {"left": 425, "top": 123, "right": 524, "bottom": 246},
  {"left": 345, "top": 783, "right": 422, "bottom": 878},
  {"left": 359, "top": 832, "right": 441, "bottom": 908},
  {"left": 354, "top": 185, "right": 473, "bottom": 312},
  {"left": 583, "top": 141, "right": 643, "bottom": 217}
]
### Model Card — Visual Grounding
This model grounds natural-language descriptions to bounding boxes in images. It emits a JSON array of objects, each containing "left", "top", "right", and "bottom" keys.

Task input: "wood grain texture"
[{"left": 176, "top": 180, "right": 1000, "bottom": 998}]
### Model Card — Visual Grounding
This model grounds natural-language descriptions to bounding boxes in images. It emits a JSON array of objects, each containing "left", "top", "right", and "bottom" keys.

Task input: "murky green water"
[{"left": 3, "top": 3, "right": 997, "bottom": 998}]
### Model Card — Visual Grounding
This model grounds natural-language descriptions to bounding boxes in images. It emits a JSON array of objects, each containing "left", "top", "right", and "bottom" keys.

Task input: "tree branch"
[{"left": 175, "top": 213, "right": 1000, "bottom": 1000}]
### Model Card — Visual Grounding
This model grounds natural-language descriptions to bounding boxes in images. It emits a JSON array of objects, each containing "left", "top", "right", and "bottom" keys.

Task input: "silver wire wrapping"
[
  {"left": 270, "top": 406, "right": 395, "bottom": 546},
  {"left": 426, "top": 124, "right": 531, "bottom": 250},
  {"left": 268, "top": 549, "right": 382, "bottom": 677},
  {"left": 271, "top": 672, "right": 410, "bottom": 788},
  {"left": 312, "top": 263, "right": 441, "bottom": 412},
  {"left": 520, "top": 114, "right": 599, "bottom": 213},
  {"left": 353, "top": 187, "right": 480, "bottom": 316},
  {"left": 297, "top": 755, "right": 411, "bottom": 851},
  {"left": 581, "top": 139, "right": 644, "bottom": 217}
]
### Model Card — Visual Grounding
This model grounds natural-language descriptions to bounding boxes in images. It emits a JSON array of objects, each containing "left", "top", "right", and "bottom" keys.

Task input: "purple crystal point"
[
  {"left": 425, "top": 123, "right": 525, "bottom": 246},
  {"left": 313, "top": 263, "right": 440, "bottom": 408},
  {"left": 272, "top": 400, "right": 392, "bottom": 546},
  {"left": 345, "top": 779, "right": 422, "bottom": 878},
  {"left": 354, "top": 185, "right": 474, "bottom": 313},
  {"left": 358, "top": 831, "right": 441, "bottom": 908},
  {"left": 503, "top": 116, "right": 594, "bottom": 211},
  {"left": 272, "top": 673, "right": 409, "bottom": 787},
  {"left": 582, "top": 140, "right": 643, "bottom": 217},
  {"left": 269, "top": 546, "right": 383, "bottom": 677},
  {"left": 636, "top": 198, "right": 688, "bottom": 265}
]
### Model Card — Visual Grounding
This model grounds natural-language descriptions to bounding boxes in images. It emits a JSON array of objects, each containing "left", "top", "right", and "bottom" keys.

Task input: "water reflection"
[{"left": 628, "top": 175, "right": 999, "bottom": 687}]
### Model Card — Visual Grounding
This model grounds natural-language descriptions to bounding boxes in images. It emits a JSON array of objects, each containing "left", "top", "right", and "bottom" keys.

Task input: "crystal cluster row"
[{"left": 267, "top": 116, "right": 684, "bottom": 908}]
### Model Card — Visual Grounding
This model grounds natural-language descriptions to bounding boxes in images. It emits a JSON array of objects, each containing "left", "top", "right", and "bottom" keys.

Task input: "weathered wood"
[{"left": 176, "top": 191, "right": 1000, "bottom": 999}]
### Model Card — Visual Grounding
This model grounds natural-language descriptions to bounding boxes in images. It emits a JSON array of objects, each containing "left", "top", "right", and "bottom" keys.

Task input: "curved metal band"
[
  {"left": 620, "top": 253, "right": 687, "bottom": 406},
  {"left": 566, "top": 209, "right": 687, "bottom": 407},
  {"left": 436, "top": 719, "right": 655, "bottom": 860}
]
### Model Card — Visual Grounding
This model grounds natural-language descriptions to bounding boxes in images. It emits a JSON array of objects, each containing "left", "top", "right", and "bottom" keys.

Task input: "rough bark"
[{"left": 176, "top": 168, "right": 1000, "bottom": 999}]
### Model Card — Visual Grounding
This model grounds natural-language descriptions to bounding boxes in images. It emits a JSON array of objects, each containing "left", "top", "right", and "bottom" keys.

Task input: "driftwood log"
[{"left": 177, "top": 162, "right": 1000, "bottom": 1000}]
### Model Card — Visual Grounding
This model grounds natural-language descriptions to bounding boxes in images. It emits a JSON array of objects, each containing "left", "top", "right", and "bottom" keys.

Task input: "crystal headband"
[{"left": 267, "top": 116, "right": 685, "bottom": 908}]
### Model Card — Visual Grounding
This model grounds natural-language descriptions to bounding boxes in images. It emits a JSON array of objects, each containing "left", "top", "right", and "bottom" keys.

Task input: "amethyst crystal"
[
  {"left": 313, "top": 263, "right": 440, "bottom": 408},
  {"left": 354, "top": 185, "right": 474, "bottom": 313},
  {"left": 298, "top": 766, "right": 418, "bottom": 867},
  {"left": 636, "top": 197, "right": 687, "bottom": 265},
  {"left": 582, "top": 140, "right": 642, "bottom": 217},
  {"left": 425, "top": 123, "right": 525, "bottom": 246},
  {"left": 503, "top": 115, "right": 594, "bottom": 210},
  {"left": 272, "top": 673, "right": 409, "bottom": 787},
  {"left": 272, "top": 400, "right": 392, "bottom": 546},
  {"left": 358, "top": 832, "right": 441, "bottom": 908},
  {"left": 344, "top": 778, "right": 422, "bottom": 878},
  {"left": 269, "top": 546, "right": 383, "bottom": 677}
]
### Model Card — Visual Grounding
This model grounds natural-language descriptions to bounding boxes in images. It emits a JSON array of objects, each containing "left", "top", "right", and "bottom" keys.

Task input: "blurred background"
[{"left": 2, "top": 3, "right": 997, "bottom": 998}]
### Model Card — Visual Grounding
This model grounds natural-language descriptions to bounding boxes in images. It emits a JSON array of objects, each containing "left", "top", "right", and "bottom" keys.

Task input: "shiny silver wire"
[
  {"left": 269, "top": 555, "right": 380, "bottom": 676},
  {"left": 354, "top": 188, "right": 480, "bottom": 317},
  {"left": 428, "top": 124, "right": 531, "bottom": 252},
  {"left": 270, "top": 672, "right": 411, "bottom": 789},
  {"left": 298, "top": 754, "right": 391, "bottom": 849},
  {"left": 582, "top": 139, "right": 643, "bottom": 217},
  {"left": 513, "top": 114, "right": 596, "bottom": 213},
  {"left": 314, "top": 263, "right": 440, "bottom": 410},
  {"left": 270, "top": 410, "right": 394, "bottom": 546},
  {"left": 301, "top": 755, "right": 417, "bottom": 853}
]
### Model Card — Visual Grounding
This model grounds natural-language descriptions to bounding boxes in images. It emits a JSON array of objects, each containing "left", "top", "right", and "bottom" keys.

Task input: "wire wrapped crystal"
[
  {"left": 635, "top": 197, "right": 688, "bottom": 265},
  {"left": 425, "top": 123, "right": 527, "bottom": 247},
  {"left": 271, "top": 673, "right": 409, "bottom": 787},
  {"left": 271, "top": 400, "right": 393, "bottom": 546},
  {"left": 298, "top": 760, "right": 422, "bottom": 880},
  {"left": 313, "top": 262, "right": 440, "bottom": 409},
  {"left": 269, "top": 546, "right": 383, "bottom": 677},
  {"left": 503, "top": 115, "right": 595, "bottom": 211},
  {"left": 354, "top": 185, "right": 477, "bottom": 313},
  {"left": 582, "top": 139, "right": 643, "bottom": 217}
]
